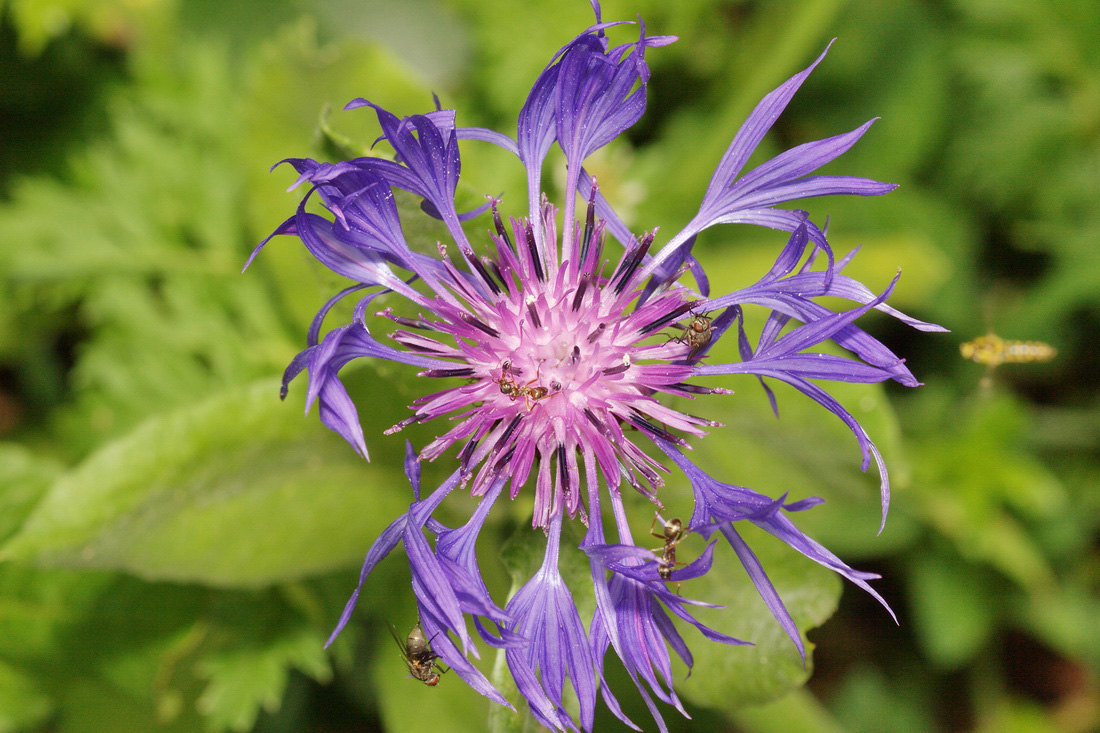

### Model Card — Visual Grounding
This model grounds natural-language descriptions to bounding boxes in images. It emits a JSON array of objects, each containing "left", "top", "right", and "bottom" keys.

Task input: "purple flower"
[{"left": 248, "top": 3, "right": 944, "bottom": 729}]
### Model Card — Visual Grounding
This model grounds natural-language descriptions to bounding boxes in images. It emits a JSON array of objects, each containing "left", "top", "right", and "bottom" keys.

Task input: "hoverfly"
[
  {"left": 961, "top": 332, "right": 1057, "bottom": 391},
  {"left": 960, "top": 333, "right": 1057, "bottom": 367},
  {"left": 389, "top": 622, "right": 447, "bottom": 686},
  {"left": 650, "top": 513, "right": 687, "bottom": 582}
]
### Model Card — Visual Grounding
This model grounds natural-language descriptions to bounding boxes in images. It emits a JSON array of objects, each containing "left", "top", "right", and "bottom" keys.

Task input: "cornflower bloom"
[{"left": 248, "top": 3, "right": 944, "bottom": 729}]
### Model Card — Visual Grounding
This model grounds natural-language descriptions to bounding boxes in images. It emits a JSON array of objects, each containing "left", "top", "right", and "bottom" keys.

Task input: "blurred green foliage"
[{"left": 1, "top": 0, "right": 1097, "bottom": 730}]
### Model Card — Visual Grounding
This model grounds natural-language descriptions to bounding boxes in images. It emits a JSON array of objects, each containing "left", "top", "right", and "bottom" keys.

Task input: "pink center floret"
[{"left": 384, "top": 197, "right": 721, "bottom": 527}]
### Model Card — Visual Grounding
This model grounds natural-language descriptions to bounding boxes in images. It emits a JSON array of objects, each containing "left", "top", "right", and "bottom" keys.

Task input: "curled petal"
[
  {"left": 435, "top": 477, "right": 514, "bottom": 626},
  {"left": 586, "top": 540, "right": 747, "bottom": 731},
  {"left": 644, "top": 43, "right": 896, "bottom": 282},
  {"left": 655, "top": 440, "right": 895, "bottom": 628},
  {"left": 324, "top": 513, "right": 407, "bottom": 647},
  {"left": 505, "top": 510, "right": 598, "bottom": 732},
  {"left": 345, "top": 100, "right": 471, "bottom": 250},
  {"left": 420, "top": 607, "right": 512, "bottom": 707}
]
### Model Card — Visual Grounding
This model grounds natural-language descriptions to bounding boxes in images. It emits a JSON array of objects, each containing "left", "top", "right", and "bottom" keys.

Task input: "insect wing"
[
  {"left": 388, "top": 622, "right": 427, "bottom": 682},
  {"left": 388, "top": 622, "right": 409, "bottom": 657}
]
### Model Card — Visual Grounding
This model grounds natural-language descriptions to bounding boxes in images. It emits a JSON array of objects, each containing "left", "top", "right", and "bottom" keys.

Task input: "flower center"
[{"left": 387, "top": 195, "right": 715, "bottom": 525}]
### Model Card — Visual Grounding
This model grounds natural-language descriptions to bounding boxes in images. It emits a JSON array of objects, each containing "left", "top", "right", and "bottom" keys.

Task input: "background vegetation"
[{"left": 1, "top": 0, "right": 1096, "bottom": 730}]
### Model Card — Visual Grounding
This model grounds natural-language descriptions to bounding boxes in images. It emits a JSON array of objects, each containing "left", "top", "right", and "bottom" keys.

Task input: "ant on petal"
[
  {"left": 650, "top": 512, "right": 688, "bottom": 584},
  {"left": 495, "top": 361, "right": 555, "bottom": 411}
]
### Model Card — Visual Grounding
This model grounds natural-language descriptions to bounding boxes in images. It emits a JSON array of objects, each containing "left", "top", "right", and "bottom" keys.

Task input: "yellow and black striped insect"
[
  {"left": 961, "top": 333, "right": 1057, "bottom": 391},
  {"left": 960, "top": 333, "right": 1057, "bottom": 367}
]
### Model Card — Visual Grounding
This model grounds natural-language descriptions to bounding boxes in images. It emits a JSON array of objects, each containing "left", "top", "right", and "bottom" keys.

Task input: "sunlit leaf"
[
  {"left": 678, "top": 525, "right": 842, "bottom": 709},
  {"left": 0, "top": 444, "right": 61, "bottom": 545},
  {"left": 1, "top": 380, "right": 409, "bottom": 587}
]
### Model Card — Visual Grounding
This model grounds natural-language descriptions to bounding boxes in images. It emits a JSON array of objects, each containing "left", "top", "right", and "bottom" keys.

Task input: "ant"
[
  {"left": 389, "top": 621, "right": 448, "bottom": 686},
  {"left": 495, "top": 361, "right": 554, "bottom": 411},
  {"left": 650, "top": 513, "right": 688, "bottom": 582}
]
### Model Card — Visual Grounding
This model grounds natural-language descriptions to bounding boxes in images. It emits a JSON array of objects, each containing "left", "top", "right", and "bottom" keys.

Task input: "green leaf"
[
  {"left": 908, "top": 548, "right": 997, "bottom": 669},
  {"left": 0, "top": 41, "right": 296, "bottom": 455},
  {"left": 0, "top": 566, "right": 117, "bottom": 672},
  {"left": 0, "top": 658, "right": 52, "bottom": 733},
  {"left": 371, "top": 621, "right": 493, "bottom": 733},
  {"left": 196, "top": 624, "right": 331, "bottom": 732},
  {"left": 828, "top": 664, "right": 934, "bottom": 733},
  {"left": 731, "top": 687, "right": 847, "bottom": 733},
  {"left": 808, "top": 1, "right": 948, "bottom": 177},
  {"left": 57, "top": 677, "right": 196, "bottom": 733},
  {"left": 1, "top": 379, "right": 409, "bottom": 587},
  {"left": 0, "top": 443, "right": 62, "bottom": 545},
  {"left": 909, "top": 389, "right": 1062, "bottom": 591},
  {"left": 487, "top": 650, "right": 528, "bottom": 733},
  {"left": 677, "top": 523, "right": 843, "bottom": 710},
  {"left": 4, "top": 0, "right": 173, "bottom": 55}
]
